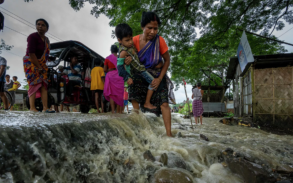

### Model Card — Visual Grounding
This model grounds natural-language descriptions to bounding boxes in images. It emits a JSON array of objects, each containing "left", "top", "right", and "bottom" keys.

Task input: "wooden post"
[
  {"left": 183, "top": 82, "right": 194, "bottom": 130},
  {"left": 251, "top": 66, "right": 255, "bottom": 122},
  {"left": 208, "top": 68, "right": 211, "bottom": 117}
]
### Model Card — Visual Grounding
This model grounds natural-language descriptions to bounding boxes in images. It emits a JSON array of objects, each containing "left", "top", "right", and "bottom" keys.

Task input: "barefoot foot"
[{"left": 144, "top": 103, "right": 157, "bottom": 110}]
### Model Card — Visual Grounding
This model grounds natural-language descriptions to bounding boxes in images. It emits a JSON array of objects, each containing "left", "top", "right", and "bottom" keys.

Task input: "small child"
[{"left": 115, "top": 23, "right": 160, "bottom": 110}]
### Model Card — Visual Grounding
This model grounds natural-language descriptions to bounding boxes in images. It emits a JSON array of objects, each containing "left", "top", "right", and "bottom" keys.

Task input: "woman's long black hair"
[{"left": 141, "top": 12, "right": 161, "bottom": 27}]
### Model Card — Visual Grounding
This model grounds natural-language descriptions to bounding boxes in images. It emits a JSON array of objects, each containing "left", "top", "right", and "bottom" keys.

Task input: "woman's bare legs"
[
  {"left": 110, "top": 98, "right": 115, "bottom": 114},
  {"left": 194, "top": 117, "right": 198, "bottom": 124},
  {"left": 200, "top": 115, "right": 203, "bottom": 125},
  {"left": 29, "top": 93, "right": 38, "bottom": 112},
  {"left": 116, "top": 105, "right": 123, "bottom": 114},
  {"left": 160, "top": 102, "right": 172, "bottom": 137},
  {"left": 132, "top": 100, "right": 172, "bottom": 136},
  {"left": 41, "top": 85, "right": 49, "bottom": 111}
]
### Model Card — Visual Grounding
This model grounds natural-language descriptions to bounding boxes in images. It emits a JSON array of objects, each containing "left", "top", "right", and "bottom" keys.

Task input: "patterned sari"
[
  {"left": 23, "top": 38, "right": 49, "bottom": 97},
  {"left": 129, "top": 35, "right": 176, "bottom": 116}
]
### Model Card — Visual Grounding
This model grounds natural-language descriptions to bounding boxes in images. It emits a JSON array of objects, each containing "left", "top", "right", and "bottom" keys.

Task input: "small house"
[{"left": 226, "top": 53, "right": 293, "bottom": 129}]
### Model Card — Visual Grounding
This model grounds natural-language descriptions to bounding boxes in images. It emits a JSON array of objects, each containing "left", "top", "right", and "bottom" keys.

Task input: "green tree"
[
  {"left": 65, "top": 0, "right": 291, "bottom": 87},
  {"left": 23, "top": 79, "right": 29, "bottom": 90},
  {"left": 0, "top": 39, "right": 13, "bottom": 54},
  {"left": 25, "top": 0, "right": 292, "bottom": 87},
  {"left": 170, "top": 27, "right": 287, "bottom": 87},
  {"left": 63, "top": 0, "right": 292, "bottom": 51}
]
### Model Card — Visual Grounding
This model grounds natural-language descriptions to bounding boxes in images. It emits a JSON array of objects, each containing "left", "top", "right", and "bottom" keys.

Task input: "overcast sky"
[{"left": 0, "top": 1, "right": 292, "bottom": 103}]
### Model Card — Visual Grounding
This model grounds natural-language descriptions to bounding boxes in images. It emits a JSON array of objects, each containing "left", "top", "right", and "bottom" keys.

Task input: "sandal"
[{"left": 43, "top": 109, "right": 56, "bottom": 113}]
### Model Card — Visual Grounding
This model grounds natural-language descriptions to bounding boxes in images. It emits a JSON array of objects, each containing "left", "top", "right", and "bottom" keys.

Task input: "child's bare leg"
[
  {"left": 100, "top": 93, "right": 104, "bottom": 113},
  {"left": 95, "top": 92, "right": 100, "bottom": 113},
  {"left": 144, "top": 89, "right": 156, "bottom": 109}
]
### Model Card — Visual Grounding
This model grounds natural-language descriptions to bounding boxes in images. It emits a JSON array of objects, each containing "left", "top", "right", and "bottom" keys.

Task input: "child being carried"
[{"left": 115, "top": 23, "right": 162, "bottom": 110}]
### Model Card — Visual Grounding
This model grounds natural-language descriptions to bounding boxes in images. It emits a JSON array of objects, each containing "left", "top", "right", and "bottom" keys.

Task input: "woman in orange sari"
[
  {"left": 124, "top": 12, "right": 176, "bottom": 137},
  {"left": 23, "top": 19, "right": 55, "bottom": 113}
]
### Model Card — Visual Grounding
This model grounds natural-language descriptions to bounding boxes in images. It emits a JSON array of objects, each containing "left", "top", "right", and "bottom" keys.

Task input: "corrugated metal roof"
[{"left": 226, "top": 54, "right": 293, "bottom": 79}]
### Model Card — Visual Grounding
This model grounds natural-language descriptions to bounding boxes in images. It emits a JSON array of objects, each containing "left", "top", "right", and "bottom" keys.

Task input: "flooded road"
[{"left": 0, "top": 111, "right": 292, "bottom": 183}]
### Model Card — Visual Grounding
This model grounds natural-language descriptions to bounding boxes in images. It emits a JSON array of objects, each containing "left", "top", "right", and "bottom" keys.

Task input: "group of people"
[
  {"left": 4, "top": 75, "right": 21, "bottom": 110},
  {"left": 19, "top": 11, "right": 176, "bottom": 136},
  {"left": 0, "top": 56, "right": 21, "bottom": 110},
  {"left": 89, "top": 53, "right": 129, "bottom": 114},
  {"left": 105, "top": 12, "right": 175, "bottom": 136},
  {"left": 86, "top": 12, "right": 176, "bottom": 136}
]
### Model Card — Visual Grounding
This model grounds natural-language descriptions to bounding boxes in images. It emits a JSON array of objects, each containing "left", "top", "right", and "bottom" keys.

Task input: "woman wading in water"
[
  {"left": 123, "top": 12, "right": 175, "bottom": 137},
  {"left": 192, "top": 83, "right": 204, "bottom": 125}
]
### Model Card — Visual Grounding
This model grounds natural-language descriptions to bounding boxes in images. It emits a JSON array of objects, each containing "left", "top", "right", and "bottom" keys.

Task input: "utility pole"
[{"left": 183, "top": 78, "right": 194, "bottom": 130}]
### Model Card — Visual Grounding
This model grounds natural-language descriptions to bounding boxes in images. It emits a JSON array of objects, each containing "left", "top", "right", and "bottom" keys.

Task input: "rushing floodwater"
[{"left": 0, "top": 111, "right": 292, "bottom": 183}]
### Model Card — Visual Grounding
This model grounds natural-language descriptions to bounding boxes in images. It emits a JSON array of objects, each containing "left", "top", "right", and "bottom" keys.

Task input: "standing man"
[{"left": 0, "top": 56, "right": 8, "bottom": 110}]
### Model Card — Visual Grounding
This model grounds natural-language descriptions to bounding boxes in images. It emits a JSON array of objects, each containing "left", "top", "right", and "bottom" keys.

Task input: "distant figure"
[
  {"left": 91, "top": 58, "right": 105, "bottom": 113},
  {"left": 5, "top": 75, "right": 21, "bottom": 111},
  {"left": 5, "top": 75, "right": 14, "bottom": 109},
  {"left": 103, "top": 45, "right": 124, "bottom": 114},
  {"left": 12, "top": 76, "right": 21, "bottom": 90},
  {"left": 123, "top": 87, "right": 129, "bottom": 113},
  {"left": 116, "top": 23, "right": 158, "bottom": 110},
  {"left": 192, "top": 82, "right": 204, "bottom": 125},
  {"left": 11, "top": 76, "right": 21, "bottom": 110},
  {"left": 23, "top": 18, "right": 55, "bottom": 113},
  {"left": 0, "top": 56, "right": 8, "bottom": 110},
  {"left": 54, "top": 65, "right": 64, "bottom": 80},
  {"left": 53, "top": 65, "right": 69, "bottom": 112},
  {"left": 63, "top": 56, "right": 82, "bottom": 99}
]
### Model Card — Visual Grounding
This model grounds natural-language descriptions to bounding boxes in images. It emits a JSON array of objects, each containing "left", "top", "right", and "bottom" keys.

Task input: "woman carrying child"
[
  {"left": 119, "top": 12, "right": 175, "bottom": 137},
  {"left": 116, "top": 23, "right": 159, "bottom": 111}
]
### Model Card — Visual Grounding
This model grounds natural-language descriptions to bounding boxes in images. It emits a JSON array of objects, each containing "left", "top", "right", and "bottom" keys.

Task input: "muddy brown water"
[{"left": 0, "top": 111, "right": 292, "bottom": 183}]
